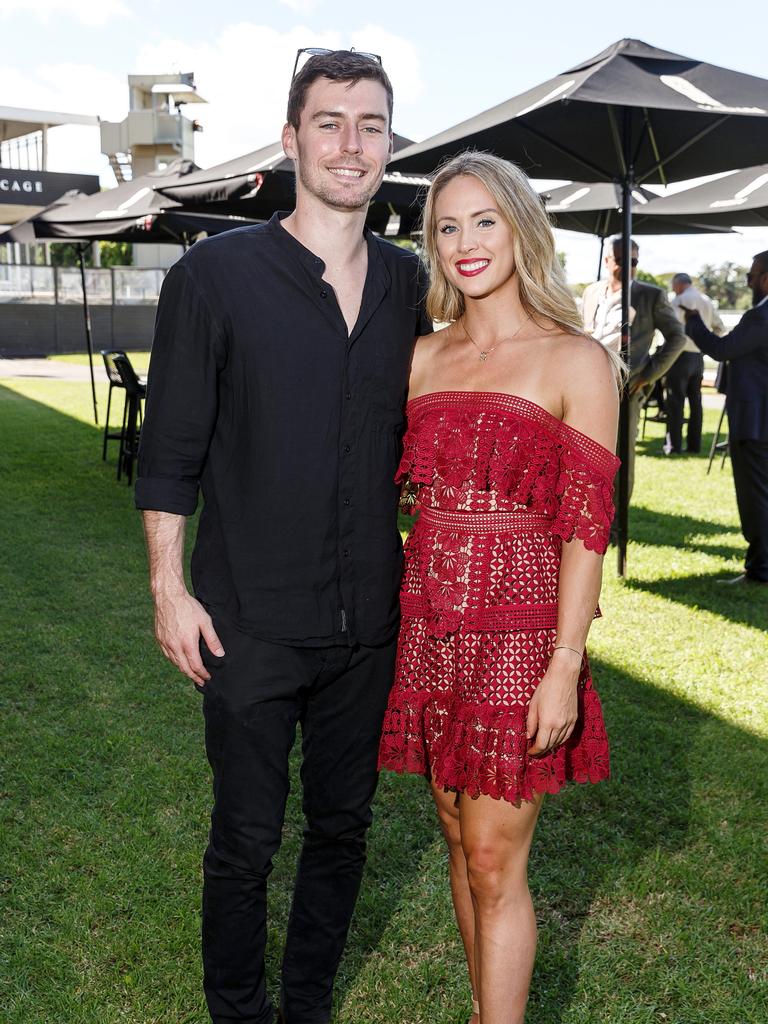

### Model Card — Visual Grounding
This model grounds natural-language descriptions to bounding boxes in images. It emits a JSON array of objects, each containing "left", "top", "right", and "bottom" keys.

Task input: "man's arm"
[
  {"left": 683, "top": 307, "right": 766, "bottom": 361},
  {"left": 143, "top": 510, "right": 224, "bottom": 685},
  {"left": 644, "top": 288, "right": 688, "bottom": 382},
  {"left": 136, "top": 258, "right": 228, "bottom": 683}
]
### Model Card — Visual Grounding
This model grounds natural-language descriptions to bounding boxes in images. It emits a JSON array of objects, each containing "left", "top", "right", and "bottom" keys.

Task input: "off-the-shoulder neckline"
[
  {"left": 408, "top": 390, "right": 559, "bottom": 422},
  {"left": 406, "top": 390, "right": 620, "bottom": 469}
]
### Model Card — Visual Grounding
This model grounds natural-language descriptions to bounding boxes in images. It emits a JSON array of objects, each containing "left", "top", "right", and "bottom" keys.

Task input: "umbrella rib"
[
  {"left": 642, "top": 110, "right": 667, "bottom": 187},
  {"left": 514, "top": 119, "right": 613, "bottom": 180},
  {"left": 636, "top": 114, "right": 731, "bottom": 184},
  {"left": 606, "top": 106, "right": 626, "bottom": 177}
]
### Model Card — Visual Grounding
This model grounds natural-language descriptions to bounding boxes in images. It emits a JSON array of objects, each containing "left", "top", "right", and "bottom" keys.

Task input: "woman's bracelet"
[{"left": 553, "top": 644, "right": 583, "bottom": 659}]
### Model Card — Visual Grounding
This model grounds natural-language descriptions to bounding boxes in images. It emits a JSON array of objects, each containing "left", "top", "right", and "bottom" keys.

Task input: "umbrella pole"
[
  {"left": 596, "top": 236, "right": 605, "bottom": 281},
  {"left": 617, "top": 116, "right": 634, "bottom": 577},
  {"left": 78, "top": 244, "right": 99, "bottom": 425}
]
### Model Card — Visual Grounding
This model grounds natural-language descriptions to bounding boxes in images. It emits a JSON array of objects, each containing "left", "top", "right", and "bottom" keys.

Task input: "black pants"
[
  {"left": 664, "top": 352, "right": 705, "bottom": 453},
  {"left": 730, "top": 439, "right": 768, "bottom": 581},
  {"left": 198, "top": 612, "right": 397, "bottom": 1024}
]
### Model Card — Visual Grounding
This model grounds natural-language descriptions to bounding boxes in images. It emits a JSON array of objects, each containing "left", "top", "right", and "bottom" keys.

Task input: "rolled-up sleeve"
[{"left": 135, "top": 261, "right": 227, "bottom": 515}]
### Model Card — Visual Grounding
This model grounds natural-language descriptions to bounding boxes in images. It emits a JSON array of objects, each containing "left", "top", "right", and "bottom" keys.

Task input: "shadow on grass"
[
  {"left": 526, "top": 656, "right": 766, "bottom": 1023},
  {"left": 3, "top": 384, "right": 765, "bottom": 1023},
  {"left": 634, "top": 425, "right": 723, "bottom": 461},
  {"left": 629, "top": 506, "right": 743, "bottom": 562},
  {"left": 623, "top": 572, "right": 767, "bottom": 631}
]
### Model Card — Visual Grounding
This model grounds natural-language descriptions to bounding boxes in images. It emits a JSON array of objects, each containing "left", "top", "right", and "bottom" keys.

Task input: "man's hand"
[
  {"left": 629, "top": 375, "right": 651, "bottom": 396},
  {"left": 153, "top": 589, "right": 225, "bottom": 685},
  {"left": 526, "top": 649, "right": 581, "bottom": 756}
]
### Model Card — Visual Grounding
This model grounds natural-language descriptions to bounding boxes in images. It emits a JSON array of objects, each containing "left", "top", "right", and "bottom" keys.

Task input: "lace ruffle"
[
  {"left": 379, "top": 680, "right": 610, "bottom": 804},
  {"left": 396, "top": 392, "right": 619, "bottom": 554}
]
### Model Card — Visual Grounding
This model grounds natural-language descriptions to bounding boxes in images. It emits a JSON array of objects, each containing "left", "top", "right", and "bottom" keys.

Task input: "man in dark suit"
[
  {"left": 681, "top": 250, "right": 768, "bottom": 585},
  {"left": 582, "top": 236, "right": 687, "bottom": 496}
]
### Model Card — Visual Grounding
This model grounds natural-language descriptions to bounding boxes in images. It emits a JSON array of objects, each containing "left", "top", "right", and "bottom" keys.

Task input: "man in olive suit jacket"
[
  {"left": 680, "top": 250, "right": 768, "bottom": 584},
  {"left": 582, "top": 236, "right": 687, "bottom": 498}
]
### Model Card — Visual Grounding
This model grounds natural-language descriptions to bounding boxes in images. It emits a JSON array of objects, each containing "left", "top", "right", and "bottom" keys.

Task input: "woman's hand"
[{"left": 526, "top": 648, "right": 581, "bottom": 756}]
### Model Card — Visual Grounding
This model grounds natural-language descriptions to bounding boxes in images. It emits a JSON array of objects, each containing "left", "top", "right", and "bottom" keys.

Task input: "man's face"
[
  {"left": 671, "top": 279, "right": 687, "bottom": 296},
  {"left": 605, "top": 245, "right": 638, "bottom": 283},
  {"left": 747, "top": 259, "right": 768, "bottom": 305},
  {"left": 282, "top": 76, "right": 393, "bottom": 213}
]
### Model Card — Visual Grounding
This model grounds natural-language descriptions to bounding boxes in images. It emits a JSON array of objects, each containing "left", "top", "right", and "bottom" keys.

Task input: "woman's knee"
[{"left": 464, "top": 842, "right": 528, "bottom": 905}]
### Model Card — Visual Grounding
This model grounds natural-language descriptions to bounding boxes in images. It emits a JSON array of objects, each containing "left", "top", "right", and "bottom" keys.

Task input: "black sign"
[{"left": 0, "top": 169, "right": 100, "bottom": 206}]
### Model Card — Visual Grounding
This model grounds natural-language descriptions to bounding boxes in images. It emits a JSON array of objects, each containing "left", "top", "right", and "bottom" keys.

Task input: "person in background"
[
  {"left": 582, "top": 237, "right": 686, "bottom": 496},
  {"left": 665, "top": 272, "right": 726, "bottom": 455},
  {"left": 680, "top": 251, "right": 768, "bottom": 585}
]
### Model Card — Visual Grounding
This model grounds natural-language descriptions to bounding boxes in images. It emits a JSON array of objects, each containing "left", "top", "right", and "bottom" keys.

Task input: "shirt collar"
[{"left": 267, "top": 210, "right": 386, "bottom": 285}]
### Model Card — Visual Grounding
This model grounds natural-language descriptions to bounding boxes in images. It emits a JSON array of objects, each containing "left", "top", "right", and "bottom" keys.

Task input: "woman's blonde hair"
[{"left": 421, "top": 151, "right": 625, "bottom": 380}]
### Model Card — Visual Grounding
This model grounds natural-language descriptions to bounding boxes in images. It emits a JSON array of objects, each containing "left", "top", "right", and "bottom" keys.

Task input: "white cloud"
[
  {"left": 134, "top": 22, "right": 425, "bottom": 167},
  {"left": 0, "top": 0, "right": 132, "bottom": 27}
]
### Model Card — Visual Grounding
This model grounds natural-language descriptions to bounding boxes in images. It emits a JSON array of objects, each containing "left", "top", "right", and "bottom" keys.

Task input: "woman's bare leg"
[
  {"left": 460, "top": 791, "right": 544, "bottom": 1024},
  {"left": 431, "top": 782, "right": 479, "bottom": 1023}
]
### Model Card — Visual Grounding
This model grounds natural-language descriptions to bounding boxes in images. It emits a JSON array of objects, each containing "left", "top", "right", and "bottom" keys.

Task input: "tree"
[{"left": 696, "top": 262, "right": 750, "bottom": 309}]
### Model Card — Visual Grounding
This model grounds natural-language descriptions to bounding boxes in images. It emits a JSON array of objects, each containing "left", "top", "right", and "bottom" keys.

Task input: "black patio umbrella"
[
  {"left": 155, "top": 135, "right": 431, "bottom": 237},
  {"left": 0, "top": 161, "right": 259, "bottom": 423},
  {"left": 641, "top": 164, "right": 768, "bottom": 227},
  {"left": 391, "top": 38, "right": 768, "bottom": 574},
  {"left": 544, "top": 180, "right": 734, "bottom": 236},
  {"left": 542, "top": 180, "right": 734, "bottom": 278}
]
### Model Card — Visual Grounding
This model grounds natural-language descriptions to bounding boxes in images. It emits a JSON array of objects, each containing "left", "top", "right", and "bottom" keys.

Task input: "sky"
[{"left": 1, "top": 0, "right": 766, "bottom": 282}]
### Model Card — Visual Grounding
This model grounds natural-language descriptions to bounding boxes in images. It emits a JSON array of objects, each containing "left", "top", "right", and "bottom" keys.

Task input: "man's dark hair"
[
  {"left": 672, "top": 272, "right": 692, "bottom": 286},
  {"left": 753, "top": 250, "right": 768, "bottom": 274},
  {"left": 286, "top": 50, "right": 394, "bottom": 130},
  {"left": 609, "top": 235, "right": 639, "bottom": 257}
]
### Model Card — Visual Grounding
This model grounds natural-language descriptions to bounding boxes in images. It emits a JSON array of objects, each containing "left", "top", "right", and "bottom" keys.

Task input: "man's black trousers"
[
  {"left": 730, "top": 439, "right": 768, "bottom": 582},
  {"left": 664, "top": 351, "right": 705, "bottom": 453},
  {"left": 197, "top": 611, "right": 397, "bottom": 1024}
]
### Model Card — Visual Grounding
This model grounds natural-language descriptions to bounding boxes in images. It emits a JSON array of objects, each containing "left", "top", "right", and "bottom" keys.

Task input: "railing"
[{"left": 0, "top": 264, "right": 167, "bottom": 305}]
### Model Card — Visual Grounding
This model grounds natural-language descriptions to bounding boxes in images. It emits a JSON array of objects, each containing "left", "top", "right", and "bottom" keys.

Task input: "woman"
[{"left": 378, "top": 152, "right": 621, "bottom": 1024}]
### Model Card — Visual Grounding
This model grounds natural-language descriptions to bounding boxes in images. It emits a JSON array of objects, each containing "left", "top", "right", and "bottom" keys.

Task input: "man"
[
  {"left": 135, "top": 50, "right": 430, "bottom": 1024},
  {"left": 680, "top": 251, "right": 768, "bottom": 585},
  {"left": 666, "top": 272, "right": 726, "bottom": 455},
  {"left": 582, "top": 236, "right": 687, "bottom": 496}
]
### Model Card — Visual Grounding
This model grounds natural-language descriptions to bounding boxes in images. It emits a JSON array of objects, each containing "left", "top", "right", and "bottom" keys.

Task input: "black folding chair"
[{"left": 112, "top": 353, "right": 147, "bottom": 484}]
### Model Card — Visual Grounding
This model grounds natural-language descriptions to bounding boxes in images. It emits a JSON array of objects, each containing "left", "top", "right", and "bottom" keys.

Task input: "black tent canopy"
[{"left": 155, "top": 136, "right": 431, "bottom": 236}]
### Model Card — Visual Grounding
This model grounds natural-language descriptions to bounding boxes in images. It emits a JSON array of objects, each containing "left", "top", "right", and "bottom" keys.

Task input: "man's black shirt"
[{"left": 135, "top": 212, "right": 431, "bottom": 645}]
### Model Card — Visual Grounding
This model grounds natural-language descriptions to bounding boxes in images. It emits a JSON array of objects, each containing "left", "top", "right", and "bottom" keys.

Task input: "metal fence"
[
  {"left": 0, "top": 264, "right": 167, "bottom": 305},
  {"left": 0, "top": 264, "right": 165, "bottom": 355}
]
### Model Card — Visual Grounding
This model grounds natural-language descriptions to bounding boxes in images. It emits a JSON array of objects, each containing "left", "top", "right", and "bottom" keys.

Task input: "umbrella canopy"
[
  {"left": 642, "top": 164, "right": 768, "bottom": 226},
  {"left": 543, "top": 181, "right": 734, "bottom": 236},
  {"left": 391, "top": 38, "right": 768, "bottom": 184},
  {"left": 0, "top": 159, "right": 259, "bottom": 244},
  {"left": 155, "top": 135, "right": 430, "bottom": 235}
]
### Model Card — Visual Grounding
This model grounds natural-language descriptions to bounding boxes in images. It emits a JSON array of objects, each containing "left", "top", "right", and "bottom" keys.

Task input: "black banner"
[{"left": 0, "top": 169, "right": 100, "bottom": 206}]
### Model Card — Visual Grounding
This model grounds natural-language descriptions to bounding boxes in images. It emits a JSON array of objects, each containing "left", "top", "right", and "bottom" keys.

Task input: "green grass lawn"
[
  {"left": 49, "top": 351, "right": 152, "bottom": 373},
  {"left": 1, "top": 379, "right": 766, "bottom": 1024}
]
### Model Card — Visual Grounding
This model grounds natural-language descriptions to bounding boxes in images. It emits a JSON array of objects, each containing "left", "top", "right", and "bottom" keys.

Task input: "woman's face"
[{"left": 433, "top": 174, "right": 516, "bottom": 302}]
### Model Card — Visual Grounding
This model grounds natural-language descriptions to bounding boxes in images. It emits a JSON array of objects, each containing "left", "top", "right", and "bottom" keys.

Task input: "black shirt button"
[
  {"left": 345, "top": 391, "right": 352, "bottom": 400},
  {"left": 343, "top": 444, "right": 351, "bottom": 453},
  {"left": 320, "top": 289, "right": 328, "bottom": 298},
  {"left": 343, "top": 549, "right": 350, "bottom": 557},
  {"left": 344, "top": 498, "right": 351, "bottom": 506}
]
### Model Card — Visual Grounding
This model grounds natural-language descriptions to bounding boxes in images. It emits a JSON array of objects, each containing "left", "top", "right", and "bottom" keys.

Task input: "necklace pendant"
[{"left": 479, "top": 351, "right": 488, "bottom": 362}]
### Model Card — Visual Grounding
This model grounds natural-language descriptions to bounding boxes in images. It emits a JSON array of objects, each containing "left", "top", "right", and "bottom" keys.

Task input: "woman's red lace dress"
[{"left": 378, "top": 391, "right": 620, "bottom": 804}]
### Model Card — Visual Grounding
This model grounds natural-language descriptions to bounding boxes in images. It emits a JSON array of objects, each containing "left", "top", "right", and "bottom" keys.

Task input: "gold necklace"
[{"left": 462, "top": 314, "right": 531, "bottom": 361}]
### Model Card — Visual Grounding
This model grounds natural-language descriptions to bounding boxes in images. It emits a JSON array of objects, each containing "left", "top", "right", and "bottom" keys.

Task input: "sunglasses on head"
[{"left": 292, "top": 47, "right": 383, "bottom": 80}]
